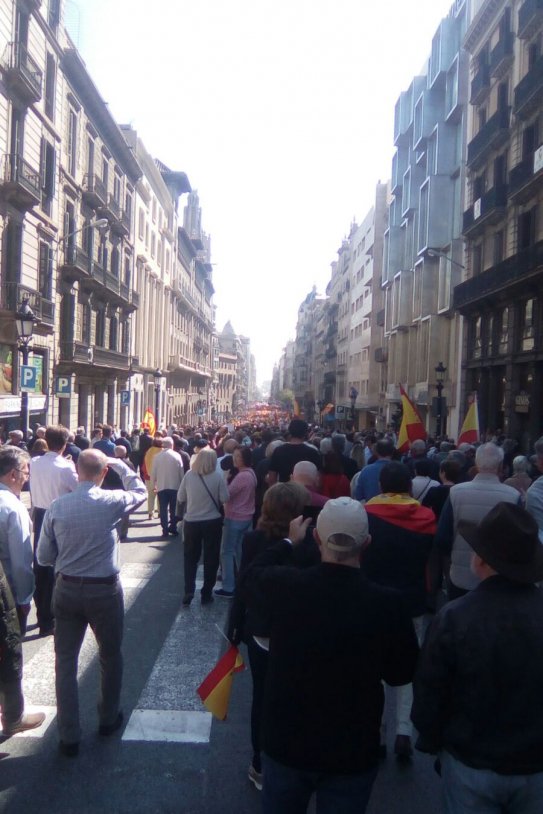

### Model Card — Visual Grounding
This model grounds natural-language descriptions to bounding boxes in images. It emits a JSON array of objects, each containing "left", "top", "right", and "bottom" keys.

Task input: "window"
[
  {"left": 67, "top": 109, "right": 77, "bottom": 177},
  {"left": 111, "top": 247, "right": 120, "bottom": 278},
  {"left": 109, "top": 315, "right": 118, "bottom": 351},
  {"left": 521, "top": 299, "right": 535, "bottom": 351},
  {"left": 124, "top": 256, "right": 131, "bottom": 286},
  {"left": 44, "top": 54, "right": 56, "bottom": 120},
  {"left": 498, "top": 308, "right": 509, "bottom": 355},
  {"left": 138, "top": 209, "right": 144, "bottom": 240},
  {"left": 151, "top": 232, "right": 156, "bottom": 259},
  {"left": 40, "top": 138, "right": 55, "bottom": 215},
  {"left": 518, "top": 208, "right": 537, "bottom": 249},
  {"left": 48, "top": 0, "right": 60, "bottom": 28},
  {"left": 113, "top": 172, "right": 121, "bottom": 204},
  {"left": 96, "top": 308, "right": 105, "bottom": 346},
  {"left": 82, "top": 303, "right": 91, "bottom": 345},
  {"left": 38, "top": 241, "right": 53, "bottom": 300},
  {"left": 472, "top": 316, "right": 482, "bottom": 359},
  {"left": 102, "top": 157, "right": 109, "bottom": 192},
  {"left": 493, "top": 230, "right": 504, "bottom": 265}
]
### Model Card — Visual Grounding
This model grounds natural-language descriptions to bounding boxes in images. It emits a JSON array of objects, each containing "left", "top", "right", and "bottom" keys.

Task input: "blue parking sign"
[
  {"left": 120, "top": 390, "right": 131, "bottom": 406},
  {"left": 20, "top": 365, "right": 37, "bottom": 392},
  {"left": 55, "top": 376, "right": 71, "bottom": 397}
]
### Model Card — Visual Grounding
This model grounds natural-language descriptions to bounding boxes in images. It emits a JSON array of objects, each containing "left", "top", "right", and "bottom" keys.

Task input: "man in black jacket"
[
  {"left": 412, "top": 502, "right": 543, "bottom": 814},
  {"left": 241, "top": 496, "right": 418, "bottom": 813}
]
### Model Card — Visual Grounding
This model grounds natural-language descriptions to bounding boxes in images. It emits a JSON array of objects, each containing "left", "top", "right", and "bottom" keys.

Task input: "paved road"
[{"left": 0, "top": 507, "right": 444, "bottom": 813}]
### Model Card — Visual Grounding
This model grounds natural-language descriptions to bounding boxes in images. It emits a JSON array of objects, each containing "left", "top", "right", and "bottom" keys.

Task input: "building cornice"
[
  {"left": 464, "top": 0, "right": 506, "bottom": 53},
  {"left": 61, "top": 49, "right": 142, "bottom": 182}
]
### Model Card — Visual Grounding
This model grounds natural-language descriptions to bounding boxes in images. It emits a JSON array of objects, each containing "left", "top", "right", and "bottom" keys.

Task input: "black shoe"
[
  {"left": 394, "top": 734, "right": 413, "bottom": 761},
  {"left": 99, "top": 711, "right": 124, "bottom": 737},
  {"left": 201, "top": 594, "right": 214, "bottom": 605},
  {"left": 214, "top": 588, "right": 234, "bottom": 598},
  {"left": 168, "top": 528, "right": 178, "bottom": 536},
  {"left": 59, "top": 741, "right": 79, "bottom": 757},
  {"left": 182, "top": 593, "right": 194, "bottom": 606},
  {"left": 39, "top": 625, "right": 55, "bottom": 637}
]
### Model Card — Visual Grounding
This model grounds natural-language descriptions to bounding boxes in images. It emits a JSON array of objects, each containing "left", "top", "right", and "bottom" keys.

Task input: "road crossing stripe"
[
  {"left": 17, "top": 562, "right": 160, "bottom": 738},
  {"left": 123, "top": 566, "right": 229, "bottom": 744}
]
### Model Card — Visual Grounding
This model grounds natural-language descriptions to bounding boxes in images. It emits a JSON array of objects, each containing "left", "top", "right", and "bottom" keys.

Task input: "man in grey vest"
[{"left": 435, "top": 443, "right": 520, "bottom": 600}]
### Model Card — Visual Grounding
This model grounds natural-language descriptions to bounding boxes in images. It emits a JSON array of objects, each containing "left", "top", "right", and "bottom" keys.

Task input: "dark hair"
[
  {"left": 323, "top": 451, "right": 344, "bottom": 475},
  {"left": 258, "top": 482, "right": 309, "bottom": 540},
  {"left": 288, "top": 419, "right": 308, "bottom": 440},
  {"left": 414, "top": 459, "right": 433, "bottom": 477},
  {"left": 102, "top": 425, "right": 113, "bottom": 438},
  {"left": 45, "top": 425, "right": 69, "bottom": 452},
  {"left": 235, "top": 446, "right": 252, "bottom": 467},
  {"left": 375, "top": 439, "right": 395, "bottom": 459},
  {"left": 379, "top": 461, "right": 411, "bottom": 494},
  {"left": 440, "top": 459, "right": 462, "bottom": 483}
]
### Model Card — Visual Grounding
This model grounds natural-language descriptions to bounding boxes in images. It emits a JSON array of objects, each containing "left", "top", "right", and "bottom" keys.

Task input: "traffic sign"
[
  {"left": 120, "top": 390, "right": 131, "bottom": 406},
  {"left": 55, "top": 376, "right": 71, "bottom": 398},
  {"left": 20, "top": 365, "right": 37, "bottom": 392},
  {"left": 197, "top": 408, "right": 204, "bottom": 416}
]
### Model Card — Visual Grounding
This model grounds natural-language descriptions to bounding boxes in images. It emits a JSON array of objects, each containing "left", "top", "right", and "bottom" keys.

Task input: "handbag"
[{"left": 198, "top": 475, "right": 224, "bottom": 519}]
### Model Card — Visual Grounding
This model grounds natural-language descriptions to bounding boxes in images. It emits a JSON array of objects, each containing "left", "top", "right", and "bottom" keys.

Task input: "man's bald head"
[
  {"left": 291, "top": 460, "right": 319, "bottom": 488},
  {"left": 77, "top": 449, "right": 108, "bottom": 482}
]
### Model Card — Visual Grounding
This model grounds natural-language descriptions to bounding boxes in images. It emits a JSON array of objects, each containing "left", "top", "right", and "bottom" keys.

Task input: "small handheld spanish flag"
[
  {"left": 197, "top": 645, "right": 245, "bottom": 721},
  {"left": 397, "top": 384, "right": 427, "bottom": 453},
  {"left": 458, "top": 393, "right": 480, "bottom": 445}
]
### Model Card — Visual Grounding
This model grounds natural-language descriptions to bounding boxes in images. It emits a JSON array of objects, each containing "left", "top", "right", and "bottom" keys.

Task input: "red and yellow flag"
[
  {"left": 197, "top": 645, "right": 245, "bottom": 721},
  {"left": 141, "top": 408, "right": 156, "bottom": 436},
  {"left": 458, "top": 394, "right": 480, "bottom": 445},
  {"left": 397, "top": 384, "right": 427, "bottom": 453}
]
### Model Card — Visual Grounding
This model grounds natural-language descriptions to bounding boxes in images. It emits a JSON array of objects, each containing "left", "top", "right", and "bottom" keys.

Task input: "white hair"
[
  {"left": 320, "top": 437, "right": 333, "bottom": 455},
  {"left": 161, "top": 437, "right": 174, "bottom": 449},
  {"left": 292, "top": 460, "right": 319, "bottom": 486},
  {"left": 475, "top": 442, "right": 504, "bottom": 473}
]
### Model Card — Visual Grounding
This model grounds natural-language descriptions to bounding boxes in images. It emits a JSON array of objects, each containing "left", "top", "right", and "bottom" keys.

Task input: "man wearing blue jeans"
[
  {"left": 413, "top": 502, "right": 543, "bottom": 814},
  {"left": 241, "top": 497, "right": 418, "bottom": 813},
  {"left": 218, "top": 517, "right": 252, "bottom": 595}
]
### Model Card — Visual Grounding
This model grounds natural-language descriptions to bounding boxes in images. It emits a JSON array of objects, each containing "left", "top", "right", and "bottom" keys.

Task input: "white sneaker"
[{"left": 248, "top": 764, "right": 263, "bottom": 791}]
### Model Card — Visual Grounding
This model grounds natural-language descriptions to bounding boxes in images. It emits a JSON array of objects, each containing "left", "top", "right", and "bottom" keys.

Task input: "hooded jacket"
[{"left": 363, "top": 494, "right": 436, "bottom": 616}]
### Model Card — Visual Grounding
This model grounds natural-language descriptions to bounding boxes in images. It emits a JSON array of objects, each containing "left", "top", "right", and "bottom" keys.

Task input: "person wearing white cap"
[{"left": 241, "top": 497, "right": 418, "bottom": 813}]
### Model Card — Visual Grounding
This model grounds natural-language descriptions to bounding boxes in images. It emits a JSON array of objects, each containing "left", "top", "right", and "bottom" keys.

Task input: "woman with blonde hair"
[
  {"left": 227, "top": 481, "right": 318, "bottom": 791},
  {"left": 177, "top": 448, "right": 229, "bottom": 605}
]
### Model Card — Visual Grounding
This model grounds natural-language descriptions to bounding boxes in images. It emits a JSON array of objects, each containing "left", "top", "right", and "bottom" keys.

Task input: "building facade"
[
  {"left": 453, "top": 0, "right": 543, "bottom": 451},
  {"left": 383, "top": 0, "right": 472, "bottom": 438}
]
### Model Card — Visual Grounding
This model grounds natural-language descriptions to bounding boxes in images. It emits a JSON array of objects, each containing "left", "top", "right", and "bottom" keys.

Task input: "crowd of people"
[{"left": 1, "top": 416, "right": 543, "bottom": 812}]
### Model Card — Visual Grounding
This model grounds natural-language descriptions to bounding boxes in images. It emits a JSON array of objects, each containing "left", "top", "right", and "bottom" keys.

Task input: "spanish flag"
[
  {"left": 397, "top": 384, "right": 427, "bottom": 453},
  {"left": 141, "top": 408, "right": 156, "bottom": 436},
  {"left": 458, "top": 394, "right": 480, "bottom": 445},
  {"left": 197, "top": 645, "right": 245, "bottom": 721}
]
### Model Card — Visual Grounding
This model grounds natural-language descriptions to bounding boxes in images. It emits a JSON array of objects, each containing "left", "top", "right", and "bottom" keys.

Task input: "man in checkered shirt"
[{"left": 37, "top": 449, "right": 145, "bottom": 757}]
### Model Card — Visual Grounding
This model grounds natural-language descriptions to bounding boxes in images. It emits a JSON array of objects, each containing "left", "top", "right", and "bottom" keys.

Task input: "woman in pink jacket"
[{"left": 215, "top": 446, "right": 257, "bottom": 598}]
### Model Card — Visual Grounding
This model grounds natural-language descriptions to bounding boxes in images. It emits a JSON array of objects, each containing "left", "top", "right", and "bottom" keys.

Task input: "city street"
[{"left": 0, "top": 507, "right": 444, "bottom": 813}]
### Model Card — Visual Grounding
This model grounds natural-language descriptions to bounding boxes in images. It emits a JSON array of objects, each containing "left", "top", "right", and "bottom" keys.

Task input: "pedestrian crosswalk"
[{"left": 17, "top": 559, "right": 230, "bottom": 745}]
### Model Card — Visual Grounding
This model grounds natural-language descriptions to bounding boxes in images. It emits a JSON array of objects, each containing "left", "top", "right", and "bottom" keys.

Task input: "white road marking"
[{"left": 123, "top": 709, "right": 212, "bottom": 743}]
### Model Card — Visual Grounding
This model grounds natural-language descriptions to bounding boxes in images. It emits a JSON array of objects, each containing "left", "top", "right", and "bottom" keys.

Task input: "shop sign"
[
  {"left": 515, "top": 391, "right": 530, "bottom": 414},
  {"left": 0, "top": 395, "right": 46, "bottom": 415}
]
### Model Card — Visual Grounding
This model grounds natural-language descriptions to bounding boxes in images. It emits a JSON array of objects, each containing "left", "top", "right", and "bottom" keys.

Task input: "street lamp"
[
  {"left": 14, "top": 298, "right": 37, "bottom": 440},
  {"left": 349, "top": 387, "right": 358, "bottom": 427},
  {"left": 435, "top": 361, "right": 446, "bottom": 439},
  {"left": 427, "top": 248, "right": 465, "bottom": 270},
  {"left": 60, "top": 218, "right": 109, "bottom": 250},
  {"left": 153, "top": 368, "right": 162, "bottom": 430}
]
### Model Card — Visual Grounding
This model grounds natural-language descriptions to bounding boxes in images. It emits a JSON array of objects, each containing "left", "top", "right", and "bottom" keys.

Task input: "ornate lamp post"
[
  {"left": 435, "top": 361, "right": 446, "bottom": 439},
  {"left": 14, "top": 298, "right": 37, "bottom": 440},
  {"left": 153, "top": 368, "right": 162, "bottom": 430}
]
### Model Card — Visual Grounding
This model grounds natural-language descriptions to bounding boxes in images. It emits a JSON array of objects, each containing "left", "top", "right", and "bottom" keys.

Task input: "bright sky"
[{"left": 69, "top": 0, "right": 455, "bottom": 388}]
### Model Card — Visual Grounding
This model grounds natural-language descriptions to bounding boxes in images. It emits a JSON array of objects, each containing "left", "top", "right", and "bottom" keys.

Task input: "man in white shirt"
[
  {"left": 150, "top": 438, "right": 184, "bottom": 537},
  {"left": 30, "top": 425, "right": 78, "bottom": 635},
  {"left": 0, "top": 447, "right": 35, "bottom": 634}
]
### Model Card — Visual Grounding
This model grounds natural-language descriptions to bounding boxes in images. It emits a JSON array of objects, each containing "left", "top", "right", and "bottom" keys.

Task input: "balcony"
[
  {"left": 462, "top": 185, "right": 508, "bottom": 236},
  {"left": 467, "top": 107, "right": 510, "bottom": 169},
  {"left": 2, "top": 42, "right": 42, "bottom": 104},
  {"left": 130, "top": 289, "right": 140, "bottom": 308},
  {"left": 509, "top": 152, "right": 543, "bottom": 202},
  {"left": 60, "top": 340, "right": 93, "bottom": 365},
  {"left": 514, "top": 55, "right": 543, "bottom": 120},
  {"left": 2, "top": 282, "right": 54, "bottom": 327},
  {"left": 518, "top": 0, "right": 543, "bottom": 39},
  {"left": 100, "top": 195, "right": 129, "bottom": 237},
  {"left": 470, "top": 64, "right": 490, "bottom": 105},
  {"left": 375, "top": 347, "right": 388, "bottom": 363},
  {"left": 93, "top": 347, "right": 130, "bottom": 370},
  {"left": 59, "top": 244, "right": 91, "bottom": 279},
  {"left": 453, "top": 239, "right": 543, "bottom": 312},
  {"left": 0, "top": 154, "right": 40, "bottom": 209},
  {"left": 490, "top": 32, "right": 513, "bottom": 79},
  {"left": 81, "top": 173, "right": 107, "bottom": 208}
]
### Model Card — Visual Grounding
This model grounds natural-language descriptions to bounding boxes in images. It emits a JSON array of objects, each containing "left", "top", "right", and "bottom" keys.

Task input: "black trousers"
[
  {"left": 158, "top": 489, "right": 177, "bottom": 534},
  {"left": 182, "top": 518, "right": 223, "bottom": 598},
  {"left": 248, "top": 636, "right": 269, "bottom": 773},
  {"left": 33, "top": 507, "right": 55, "bottom": 631}
]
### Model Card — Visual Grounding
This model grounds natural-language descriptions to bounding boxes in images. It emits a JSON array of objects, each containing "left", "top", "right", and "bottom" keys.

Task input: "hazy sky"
[{"left": 69, "top": 0, "right": 455, "bottom": 387}]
